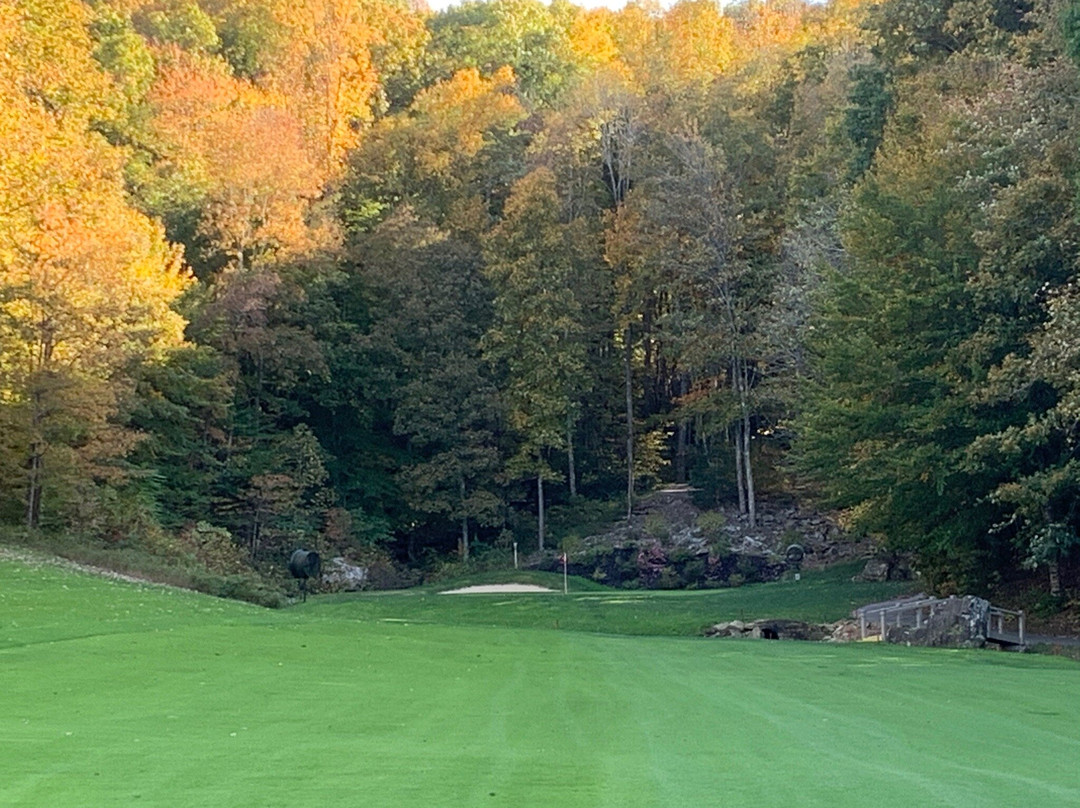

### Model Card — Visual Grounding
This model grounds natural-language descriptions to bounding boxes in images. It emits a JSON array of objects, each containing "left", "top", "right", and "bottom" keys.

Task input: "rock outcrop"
[
  {"left": 882, "top": 595, "right": 991, "bottom": 648},
  {"left": 705, "top": 619, "right": 836, "bottom": 641},
  {"left": 552, "top": 487, "right": 871, "bottom": 590}
]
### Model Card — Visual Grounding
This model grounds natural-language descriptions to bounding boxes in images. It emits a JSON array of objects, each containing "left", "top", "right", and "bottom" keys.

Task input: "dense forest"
[{"left": 3, "top": 0, "right": 1080, "bottom": 601}]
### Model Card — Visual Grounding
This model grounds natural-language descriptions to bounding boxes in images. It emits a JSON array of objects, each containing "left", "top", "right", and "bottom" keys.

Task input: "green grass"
[
  {"left": 2, "top": 558, "right": 1078, "bottom": 807},
  {"left": 307, "top": 563, "right": 916, "bottom": 636}
]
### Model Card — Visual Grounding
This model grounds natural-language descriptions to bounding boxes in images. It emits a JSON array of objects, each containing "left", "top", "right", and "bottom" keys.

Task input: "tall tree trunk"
[
  {"left": 250, "top": 510, "right": 261, "bottom": 562},
  {"left": 26, "top": 385, "right": 45, "bottom": 530},
  {"left": 733, "top": 422, "right": 746, "bottom": 516},
  {"left": 566, "top": 411, "right": 577, "bottom": 498},
  {"left": 537, "top": 473, "right": 546, "bottom": 551},
  {"left": 25, "top": 447, "right": 42, "bottom": 530},
  {"left": 743, "top": 405, "right": 756, "bottom": 529},
  {"left": 1049, "top": 558, "right": 1062, "bottom": 598},
  {"left": 459, "top": 476, "right": 469, "bottom": 562},
  {"left": 642, "top": 305, "right": 654, "bottom": 412},
  {"left": 675, "top": 374, "right": 689, "bottom": 484},
  {"left": 624, "top": 329, "right": 634, "bottom": 521},
  {"left": 739, "top": 359, "right": 756, "bottom": 527},
  {"left": 732, "top": 362, "right": 746, "bottom": 516}
]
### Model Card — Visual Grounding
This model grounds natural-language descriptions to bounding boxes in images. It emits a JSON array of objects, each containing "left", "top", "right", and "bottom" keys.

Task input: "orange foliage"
[
  {"left": 1, "top": 2, "right": 188, "bottom": 380},
  {"left": 150, "top": 48, "right": 324, "bottom": 267},
  {"left": 267, "top": 0, "right": 388, "bottom": 170},
  {"left": 609, "top": 1, "right": 663, "bottom": 85}
]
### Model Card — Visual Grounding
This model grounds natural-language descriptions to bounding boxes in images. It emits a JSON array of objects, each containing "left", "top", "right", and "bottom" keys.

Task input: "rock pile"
[
  {"left": 582, "top": 489, "right": 870, "bottom": 568},
  {"left": 705, "top": 618, "right": 858, "bottom": 642}
]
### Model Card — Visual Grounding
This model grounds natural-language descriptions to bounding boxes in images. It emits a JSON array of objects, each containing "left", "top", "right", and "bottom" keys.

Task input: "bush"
[
  {"left": 682, "top": 558, "right": 707, "bottom": 582},
  {"left": 178, "top": 522, "right": 250, "bottom": 575},
  {"left": 657, "top": 567, "right": 681, "bottom": 589},
  {"left": 697, "top": 511, "right": 726, "bottom": 539},
  {"left": 190, "top": 570, "right": 288, "bottom": 608},
  {"left": 1032, "top": 592, "right": 1068, "bottom": 617},
  {"left": 643, "top": 512, "right": 669, "bottom": 540},
  {"left": 544, "top": 497, "right": 623, "bottom": 545}
]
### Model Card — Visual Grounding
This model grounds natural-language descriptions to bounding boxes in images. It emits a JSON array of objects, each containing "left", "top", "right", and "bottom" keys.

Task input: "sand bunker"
[{"left": 439, "top": 583, "right": 555, "bottom": 594}]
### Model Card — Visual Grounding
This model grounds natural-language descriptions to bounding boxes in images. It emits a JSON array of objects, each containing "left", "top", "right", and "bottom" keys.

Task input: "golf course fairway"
[{"left": 2, "top": 558, "right": 1078, "bottom": 807}]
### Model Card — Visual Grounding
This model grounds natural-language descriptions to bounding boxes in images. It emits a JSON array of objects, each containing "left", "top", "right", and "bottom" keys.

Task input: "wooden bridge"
[{"left": 855, "top": 594, "right": 1026, "bottom": 648}]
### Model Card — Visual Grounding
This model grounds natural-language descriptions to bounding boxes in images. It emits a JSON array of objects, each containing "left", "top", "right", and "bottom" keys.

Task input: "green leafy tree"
[
  {"left": 356, "top": 211, "right": 502, "bottom": 561},
  {"left": 483, "top": 168, "right": 590, "bottom": 549},
  {"left": 426, "top": 0, "right": 580, "bottom": 105}
]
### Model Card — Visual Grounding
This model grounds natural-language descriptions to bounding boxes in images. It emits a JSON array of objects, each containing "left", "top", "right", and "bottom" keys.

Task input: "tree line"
[{"left": 2, "top": 0, "right": 1078, "bottom": 597}]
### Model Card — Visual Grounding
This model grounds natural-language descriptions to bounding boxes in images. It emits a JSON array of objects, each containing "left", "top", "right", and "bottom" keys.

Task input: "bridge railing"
[
  {"left": 987, "top": 605, "right": 1025, "bottom": 645},
  {"left": 855, "top": 597, "right": 1026, "bottom": 645},
  {"left": 856, "top": 596, "right": 948, "bottom": 641}
]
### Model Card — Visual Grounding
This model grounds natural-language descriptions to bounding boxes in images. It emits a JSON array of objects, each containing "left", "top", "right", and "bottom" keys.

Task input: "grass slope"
[{"left": 1, "top": 559, "right": 1078, "bottom": 807}]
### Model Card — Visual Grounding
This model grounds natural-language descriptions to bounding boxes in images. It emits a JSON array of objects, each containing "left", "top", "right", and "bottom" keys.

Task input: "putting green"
[{"left": 2, "top": 559, "right": 1078, "bottom": 807}]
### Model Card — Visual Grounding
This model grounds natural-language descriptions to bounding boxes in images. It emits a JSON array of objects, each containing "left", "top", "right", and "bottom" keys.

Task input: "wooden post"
[
  {"left": 1019, "top": 611, "right": 1025, "bottom": 645},
  {"left": 880, "top": 609, "right": 887, "bottom": 642},
  {"left": 860, "top": 613, "right": 867, "bottom": 640},
  {"left": 916, "top": 608, "right": 922, "bottom": 629},
  {"left": 513, "top": 542, "right": 518, "bottom": 570}
]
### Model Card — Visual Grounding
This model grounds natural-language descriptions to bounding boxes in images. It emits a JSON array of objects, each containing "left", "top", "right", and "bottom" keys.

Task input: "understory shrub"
[{"left": 190, "top": 570, "right": 288, "bottom": 608}]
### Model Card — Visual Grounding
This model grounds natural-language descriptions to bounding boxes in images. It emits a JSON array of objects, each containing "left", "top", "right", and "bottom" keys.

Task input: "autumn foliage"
[{"left": 2, "top": 0, "right": 1077, "bottom": 603}]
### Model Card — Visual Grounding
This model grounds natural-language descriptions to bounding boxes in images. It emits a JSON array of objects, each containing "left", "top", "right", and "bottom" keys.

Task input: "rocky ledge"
[{"left": 705, "top": 618, "right": 861, "bottom": 642}]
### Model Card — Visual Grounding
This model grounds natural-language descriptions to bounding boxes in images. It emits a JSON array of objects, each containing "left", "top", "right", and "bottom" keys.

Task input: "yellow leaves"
[
  {"left": 410, "top": 67, "right": 525, "bottom": 160},
  {"left": 149, "top": 48, "right": 324, "bottom": 265},
  {"left": 501, "top": 166, "right": 560, "bottom": 225},
  {"left": 815, "top": 0, "right": 875, "bottom": 46},
  {"left": 0, "top": 0, "right": 191, "bottom": 388},
  {"left": 2, "top": 171, "right": 189, "bottom": 374},
  {"left": 568, "top": 9, "right": 619, "bottom": 69},
  {"left": 663, "top": 0, "right": 737, "bottom": 84},
  {"left": 267, "top": 0, "right": 386, "bottom": 168},
  {"left": 388, "top": 65, "right": 524, "bottom": 185},
  {"left": 3, "top": 0, "right": 114, "bottom": 127}
]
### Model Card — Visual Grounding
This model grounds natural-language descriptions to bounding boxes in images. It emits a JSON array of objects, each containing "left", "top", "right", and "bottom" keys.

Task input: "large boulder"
[
  {"left": 883, "top": 595, "right": 990, "bottom": 648},
  {"left": 854, "top": 554, "right": 913, "bottom": 582},
  {"left": 321, "top": 556, "right": 369, "bottom": 591}
]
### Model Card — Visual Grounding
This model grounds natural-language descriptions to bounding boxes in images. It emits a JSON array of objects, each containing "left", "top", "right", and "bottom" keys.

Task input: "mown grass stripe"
[{"left": 1, "top": 558, "right": 1077, "bottom": 807}]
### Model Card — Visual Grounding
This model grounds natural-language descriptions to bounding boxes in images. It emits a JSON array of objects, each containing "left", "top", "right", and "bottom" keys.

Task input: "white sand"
[{"left": 439, "top": 583, "right": 556, "bottom": 594}]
